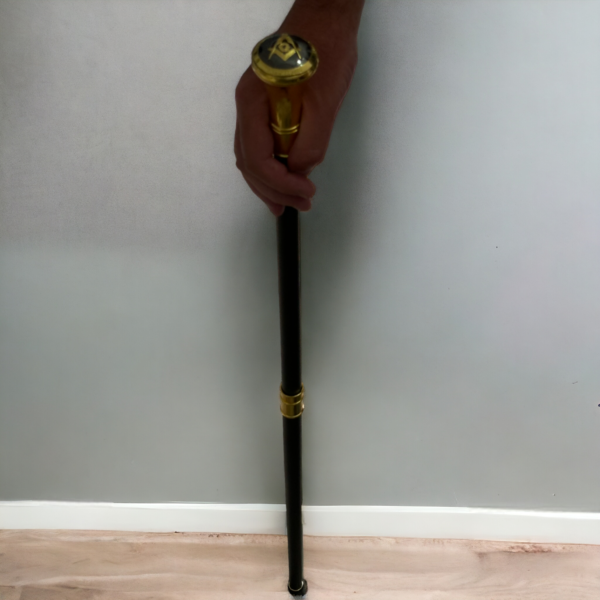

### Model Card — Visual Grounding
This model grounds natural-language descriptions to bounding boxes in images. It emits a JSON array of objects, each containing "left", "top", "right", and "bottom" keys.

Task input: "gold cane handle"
[{"left": 251, "top": 33, "right": 319, "bottom": 158}]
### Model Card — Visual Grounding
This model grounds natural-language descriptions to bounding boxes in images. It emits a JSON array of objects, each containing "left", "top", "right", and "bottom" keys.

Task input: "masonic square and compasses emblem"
[{"left": 268, "top": 34, "right": 302, "bottom": 62}]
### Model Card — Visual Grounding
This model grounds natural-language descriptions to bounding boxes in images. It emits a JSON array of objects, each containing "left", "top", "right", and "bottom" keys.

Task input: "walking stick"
[{"left": 251, "top": 33, "right": 319, "bottom": 597}]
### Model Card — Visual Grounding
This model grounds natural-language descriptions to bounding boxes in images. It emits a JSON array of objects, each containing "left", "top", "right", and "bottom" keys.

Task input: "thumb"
[{"left": 286, "top": 98, "right": 334, "bottom": 176}]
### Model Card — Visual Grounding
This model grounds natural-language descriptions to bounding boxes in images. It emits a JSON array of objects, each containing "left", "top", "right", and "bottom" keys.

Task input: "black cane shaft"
[
  {"left": 283, "top": 415, "right": 304, "bottom": 592},
  {"left": 275, "top": 159, "right": 306, "bottom": 596},
  {"left": 277, "top": 204, "right": 302, "bottom": 395}
]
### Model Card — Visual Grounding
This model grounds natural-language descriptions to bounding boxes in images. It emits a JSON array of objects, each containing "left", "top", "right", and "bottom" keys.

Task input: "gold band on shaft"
[
  {"left": 271, "top": 122, "right": 300, "bottom": 136},
  {"left": 280, "top": 384, "right": 305, "bottom": 419}
]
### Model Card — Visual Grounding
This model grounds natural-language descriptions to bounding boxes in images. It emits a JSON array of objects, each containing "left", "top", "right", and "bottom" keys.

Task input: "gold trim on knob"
[{"left": 280, "top": 384, "right": 305, "bottom": 419}]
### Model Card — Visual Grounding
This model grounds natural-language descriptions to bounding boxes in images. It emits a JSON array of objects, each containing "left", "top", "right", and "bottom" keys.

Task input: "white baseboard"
[{"left": 1, "top": 502, "right": 599, "bottom": 545}]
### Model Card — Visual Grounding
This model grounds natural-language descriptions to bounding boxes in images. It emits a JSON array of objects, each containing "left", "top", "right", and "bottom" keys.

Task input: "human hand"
[{"left": 234, "top": 21, "right": 359, "bottom": 216}]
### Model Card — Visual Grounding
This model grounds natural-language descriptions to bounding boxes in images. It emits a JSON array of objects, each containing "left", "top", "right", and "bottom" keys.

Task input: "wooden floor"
[{"left": 1, "top": 530, "right": 599, "bottom": 599}]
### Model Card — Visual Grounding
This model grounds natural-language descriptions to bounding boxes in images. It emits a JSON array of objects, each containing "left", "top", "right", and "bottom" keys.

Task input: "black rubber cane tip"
[{"left": 288, "top": 579, "right": 308, "bottom": 597}]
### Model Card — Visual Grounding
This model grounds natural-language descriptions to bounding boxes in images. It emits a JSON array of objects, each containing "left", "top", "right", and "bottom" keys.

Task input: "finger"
[
  {"left": 243, "top": 172, "right": 312, "bottom": 212},
  {"left": 245, "top": 177, "right": 285, "bottom": 217},
  {"left": 235, "top": 73, "right": 316, "bottom": 199},
  {"left": 236, "top": 109, "right": 308, "bottom": 217},
  {"left": 236, "top": 119, "right": 281, "bottom": 215},
  {"left": 286, "top": 96, "right": 334, "bottom": 176}
]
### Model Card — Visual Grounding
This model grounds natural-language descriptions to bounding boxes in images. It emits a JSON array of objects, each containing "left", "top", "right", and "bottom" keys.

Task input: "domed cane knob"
[{"left": 251, "top": 33, "right": 319, "bottom": 160}]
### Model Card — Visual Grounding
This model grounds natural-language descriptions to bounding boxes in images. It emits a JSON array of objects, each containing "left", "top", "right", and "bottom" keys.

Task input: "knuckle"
[
  {"left": 233, "top": 147, "right": 243, "bottom": 172},
  {"left": 234, "top": 81, "right": 250, "bottom": 105},
  {"left": 234, "top": 85, "right": 246, "bottom": 105},
  {"left": 234, "top": 69, "right": 256, "bottom": 104},
  {"left": 244, "top": 159, "right": 260, "bottom": 178},
  {"left": 310, "top": 148, "right": 327, "bottom": 165},
  {"left": 245, "top": 159, "right": 268, "bottom": 182},
  {"left": 290, "top": 150, "right": 325, "bottom": 174}
]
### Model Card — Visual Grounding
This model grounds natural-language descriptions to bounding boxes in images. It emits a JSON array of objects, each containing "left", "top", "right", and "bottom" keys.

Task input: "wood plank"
[{"left": 1, "top": 530, "right": 599, "bottom": 599}]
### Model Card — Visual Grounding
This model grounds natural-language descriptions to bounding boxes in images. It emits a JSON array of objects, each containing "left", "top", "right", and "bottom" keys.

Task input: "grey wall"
[{"left": 1, "top": 0, "right": 599, "bottom": 510}]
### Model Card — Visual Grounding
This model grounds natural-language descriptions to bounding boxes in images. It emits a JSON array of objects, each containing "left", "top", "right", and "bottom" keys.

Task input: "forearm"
[{"left": 279, "top": 0, "right": 365, "bottom": 54}]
